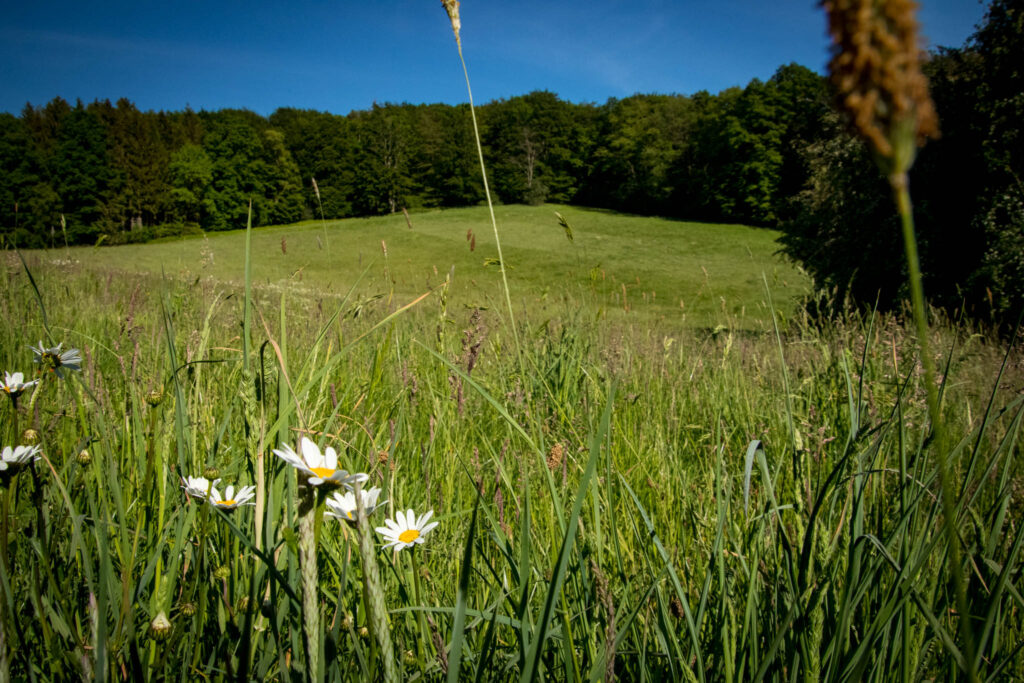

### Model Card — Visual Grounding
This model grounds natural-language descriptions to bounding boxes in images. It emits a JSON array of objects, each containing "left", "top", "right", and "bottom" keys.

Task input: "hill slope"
[{"left": 48, "top": 204, "right": 809, "bottom": 328}]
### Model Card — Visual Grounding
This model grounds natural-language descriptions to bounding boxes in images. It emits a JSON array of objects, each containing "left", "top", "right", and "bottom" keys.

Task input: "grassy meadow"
[
  {"left": 67, "top": 204, "right": 809, "bottom": 330},
  {"left": 0, "top": 205, "right": 1023, "bottom": 681}
]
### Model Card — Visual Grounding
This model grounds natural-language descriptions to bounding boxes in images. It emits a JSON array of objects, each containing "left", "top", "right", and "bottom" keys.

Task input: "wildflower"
[
  {"left": 30, "top": 341, "right": 82, "bottom": 378},
  {"left": 0, "top": 444, "right": 41, "bottom": 475},
  {"left": 376, "top": 509, "right": 438, "bottom": 552},
  {"left": 273, "top": 436, "right": 369, "bottom": 488},
  {"left": 1, "top": 371, "right": 39, "bottom": 399},
  {"left": 208, "top": 484, "right": 256, "bottom": 511},
  {"left": 325, "top": 487, "right": 384, "bottom": 525},
  {"left": 181, "top": 475, "right": 219, "bottom": 500}
]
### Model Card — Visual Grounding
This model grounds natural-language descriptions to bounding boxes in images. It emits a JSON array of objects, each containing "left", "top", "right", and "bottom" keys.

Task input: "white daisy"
[
  {"left": 30, "top": 341, "right": 82, "bottom": 378},
  {"left": 181, "top": 475, "right": 219, "bottom": 500},
  {"left": 208, "top": 484, "right": 256, "bottom": 511},
  {"left": 325, "top": 487, "right": 384, "bottom": 525},
  {"left": 0, "top": 444, "right": 42, "bottom": 474},
  {"left": 272, "top": 437, "right": 369, "bottom": 488},
  {"left": 376, "top": 509, "right": 438, "bottom": 551},
  {"left": 1, "top": 371, "right": 39, "bottom": 399}
]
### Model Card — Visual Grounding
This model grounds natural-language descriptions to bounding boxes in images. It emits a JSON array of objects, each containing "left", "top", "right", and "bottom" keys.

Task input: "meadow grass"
[
  {"left": 46, "top": 204, "right": 809, "bottom": 331},
  {"left": 0, "top": 247, "right": 1021, "bottom": 681}
]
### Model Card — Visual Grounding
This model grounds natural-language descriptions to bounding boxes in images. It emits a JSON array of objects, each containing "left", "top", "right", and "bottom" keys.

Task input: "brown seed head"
[
  {"left": 546, "top": 443, "right": 565, "bottom": 471},
  {"left": 822, "top": 0, "right": 939, "bottom": 175}
]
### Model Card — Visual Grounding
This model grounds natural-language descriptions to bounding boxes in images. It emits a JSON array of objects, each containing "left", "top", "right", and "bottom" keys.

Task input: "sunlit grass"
[
  {"left": 34, "top": 204, "right": 809, "bottom": 330},
  {"left": 0, "top": 251, "right": 1020, "bottom": 680}
]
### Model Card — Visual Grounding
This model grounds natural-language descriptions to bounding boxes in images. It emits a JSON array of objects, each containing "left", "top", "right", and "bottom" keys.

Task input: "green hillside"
[{"left": 46, "top": 204, "right": 809, "bottom": 329}]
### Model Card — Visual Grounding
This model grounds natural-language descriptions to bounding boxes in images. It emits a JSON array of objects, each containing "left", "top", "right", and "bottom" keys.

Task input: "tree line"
[
  {"left": 0, "top": 64, "right": 829, "bottom": 242},
  {"left": 1, "top": 0, "right": 1020, "bottom": 320}
]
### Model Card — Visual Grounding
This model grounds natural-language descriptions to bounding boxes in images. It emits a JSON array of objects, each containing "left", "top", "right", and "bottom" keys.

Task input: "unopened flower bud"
[
  {"left": 146, "top": 389, "right": 164, "bottom": 407},
  {"left": 149, "top": 611, "right": 172, "bottom": 640},
  {"left": 203, "top": 466, "right": 221, "bottom": 480},
  {"left": 358, "top": 626, "right": 369, "bottom": 640},
  {"left": 76, "top": 449, "right": 91, "bottom": 465},
  {"left": 213, "top": 565, "right": 231, "bottom": 581},
  {"left": 178, "top": 602, "right": 197, "bottom": 617},
  {"left": 21, "top": 429, "right": 40, "bottom": 445},
  {"left": 403, "top": 650, "right": 417, "bottom": 666}
]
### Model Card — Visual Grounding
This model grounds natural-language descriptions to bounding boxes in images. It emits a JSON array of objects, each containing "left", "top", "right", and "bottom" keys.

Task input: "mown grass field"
[
  {"left": 67, "top": 204, "right": 809, "bottom": 330},
  {"left": 1, "top": 205, "right": 1022, "bottom": 681}
]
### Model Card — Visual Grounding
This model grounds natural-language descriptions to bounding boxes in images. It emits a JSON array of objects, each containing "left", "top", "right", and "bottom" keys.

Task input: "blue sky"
[{"left": 0, "top": 0, "right": 989, "bottom": 116}]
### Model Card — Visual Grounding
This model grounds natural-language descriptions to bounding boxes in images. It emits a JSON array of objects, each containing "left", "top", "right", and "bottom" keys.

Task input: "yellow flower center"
[
  {"left": 310, "top": 467, "right": 336, "bottom": 479},
  {"left": 217, "top": 500, "right": 236, "bottom": 507},
  {"left": 398, "top": 529, "right": 420, "bottom": 544},
  {"left": 345, "top": 511, "right": 354, "bottom": 519}
]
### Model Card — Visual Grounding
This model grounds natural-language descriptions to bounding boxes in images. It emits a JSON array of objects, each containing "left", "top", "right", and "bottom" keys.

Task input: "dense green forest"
[{"left": 1, "top": 0, "right": 1021, "bottom": 319}]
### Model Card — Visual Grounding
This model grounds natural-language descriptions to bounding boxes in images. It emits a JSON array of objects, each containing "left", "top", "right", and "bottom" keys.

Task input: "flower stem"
[
  {"left": 892, "top": 173, "right": 977, "bottom": 682},
  {"left": 298, "top": 488, "right": 320, "bottom": 682},
  {"left": 354, "top": 483, "right": 397, "bottom": 682},
  {"left": 410, "top": 548, "right": 430, "bottom": 671}
]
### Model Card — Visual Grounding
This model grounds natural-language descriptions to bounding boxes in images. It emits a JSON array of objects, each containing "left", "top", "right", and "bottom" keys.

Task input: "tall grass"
[{"left": 0, "top": 251, "right": 1021, "bottom": 680}]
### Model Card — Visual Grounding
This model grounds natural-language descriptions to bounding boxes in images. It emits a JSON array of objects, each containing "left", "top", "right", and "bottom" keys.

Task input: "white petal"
[
  {"left": 300, "top": 438, "right": 322, "bottom": 467},
  {"left": 324, "top": 447, "right": 338, "bottom": 470},
  {"left": 416, "top": 509, "right": 434, "bottom": 528}
]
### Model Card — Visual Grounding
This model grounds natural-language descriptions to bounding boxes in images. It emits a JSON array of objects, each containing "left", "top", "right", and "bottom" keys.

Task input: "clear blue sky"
[{"left": 0, "top": 0, "right": 989, "bottom": 116}]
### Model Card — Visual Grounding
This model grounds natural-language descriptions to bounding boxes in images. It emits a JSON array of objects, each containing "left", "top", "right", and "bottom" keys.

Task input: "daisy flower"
[
  {"left": 0, "top": 444, "right": 42, "bottom": 475},
  {"left": 325, "top": 486, "right": 384, "bottom": 525},
  {"left": 181, "top": 475, "right": 219, "bottom": 500},
  {"left": 30, "top": 341, "right": 82, "bottom": 378},
  {"left": 376, "top": 509, "right": 438, "bottom": 552},
  {"left": 273, "top": 437, "right": 369, "bottom": 488},
  {"left": 1, "top": 371, "right": 39, "bottom": 399},
  {"left": 208, "top": 484, "right": 256, "bottom": 511}
]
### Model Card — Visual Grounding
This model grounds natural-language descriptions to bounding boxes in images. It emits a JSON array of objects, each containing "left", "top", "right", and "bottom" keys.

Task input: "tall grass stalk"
[
  {"left": 442, "top": 1, "right": 522, "bottom": 362},
  {"left": 894, "top": 177, "right": 975, "bottom": 680}
]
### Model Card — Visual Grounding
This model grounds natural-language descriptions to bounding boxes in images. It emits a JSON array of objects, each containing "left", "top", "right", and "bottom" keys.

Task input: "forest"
[{"left": 1, "top": 0, "right": 1021, "bottom": 321}]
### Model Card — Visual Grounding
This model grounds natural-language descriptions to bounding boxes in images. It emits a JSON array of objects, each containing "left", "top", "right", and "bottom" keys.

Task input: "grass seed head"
[
  {"left": 441, "top": 0, "right": 461, "bottom": 47},
  {"left": 822, "top": 0, "right": 939, "bottom": 177}
]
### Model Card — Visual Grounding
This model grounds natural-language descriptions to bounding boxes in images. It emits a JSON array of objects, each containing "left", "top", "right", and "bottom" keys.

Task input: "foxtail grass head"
[{"left": 822, "top": 0, "right": 939, "bottom": 181}]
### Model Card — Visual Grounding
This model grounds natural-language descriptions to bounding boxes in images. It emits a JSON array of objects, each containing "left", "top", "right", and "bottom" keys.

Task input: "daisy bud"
[
  {"left": 213, "top": 565, "right": 231, "bottom": 581},
  {"left": 146, "top": 389, "right": 164, "bottom": 407},
  {"left": 358, "top": 626, "right": 370, "bottom": 640},
  {"left": 149, "top": 611, "right": 172, "bottom": 640},
  {"left": 76, "top": 449, "right": 91, "bottom": 465},
  {"left": 403, "top": 650, "right": 417, "bottom": 666},
  {"left": 178, "top": 602, "right": 197, "bottom": 617},
  {"left": 21, "top": 429, "right": 40, "bottom": 445},
  {"left": 203, "top": 466, "right": 221, "bottom": 480}
]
